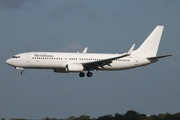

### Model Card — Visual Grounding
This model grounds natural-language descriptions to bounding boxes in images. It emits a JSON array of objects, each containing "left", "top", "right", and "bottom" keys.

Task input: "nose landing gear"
[
  {"left": 20, "top": 71, "right": 24, "bottom": 75},
  {"left": 15, "top": 67, "right": 24, "bottom": 75}
]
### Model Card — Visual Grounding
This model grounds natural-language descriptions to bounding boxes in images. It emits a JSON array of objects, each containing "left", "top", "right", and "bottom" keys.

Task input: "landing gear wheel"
[
  {"left": 87, "top": 72, "right": 93, "bottom": 77},
  {"left": 79, "top": 72, "right": 85, "bottom": 77},
  {"left": 20, "top": 71, "right": 24, "bottom": 75}
]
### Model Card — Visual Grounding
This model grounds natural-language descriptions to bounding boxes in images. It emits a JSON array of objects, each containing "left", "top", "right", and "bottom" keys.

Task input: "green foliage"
[
  {"left": 7, "top": 111, "right": 180, "bottom": 120},
  {"left": 67, "top": 116, "right": 76, "bottom": 120},
  {"left": 98, "top": 115, "right": 114, "bottom": 120},
  {"left": 97, "top": 111, "right": 180, "bottom": 120},
  {"left": 125, "top": 110, "right": 139, "bottom": 120},
  {"left": 173, "top": 112, "right": 180, "bottom": 120},
  {"left": 75, "top": 115, "right": 91, "bottom": 120}
]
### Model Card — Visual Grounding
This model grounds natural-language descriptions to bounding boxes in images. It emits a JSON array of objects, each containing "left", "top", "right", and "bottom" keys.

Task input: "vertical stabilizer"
[{"left": 134, "top": 26, "right": 164, "bottom": 56}]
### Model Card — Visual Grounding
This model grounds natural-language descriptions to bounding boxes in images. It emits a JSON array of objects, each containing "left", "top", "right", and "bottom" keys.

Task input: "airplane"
[{"left": 6, "top": 26, "right": 172, "bottom": 77}]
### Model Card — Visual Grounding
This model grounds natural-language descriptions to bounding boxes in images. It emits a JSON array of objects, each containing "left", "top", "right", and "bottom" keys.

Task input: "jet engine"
[{"left": 66, "top": 63, "right": 84, "bottom": 72}]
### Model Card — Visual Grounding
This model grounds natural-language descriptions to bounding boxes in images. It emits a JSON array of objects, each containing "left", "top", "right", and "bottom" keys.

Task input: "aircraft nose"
[{"left": 6, "top": 59, "right": 12, "bottom": 65}]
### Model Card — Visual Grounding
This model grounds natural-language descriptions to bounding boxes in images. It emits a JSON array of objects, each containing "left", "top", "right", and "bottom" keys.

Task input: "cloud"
[
  {"left": 51, "top": 1, "right": 99, "bottom": 20},
  {"left": 0, "top": 0, "right": 42, "bottom": 9}
]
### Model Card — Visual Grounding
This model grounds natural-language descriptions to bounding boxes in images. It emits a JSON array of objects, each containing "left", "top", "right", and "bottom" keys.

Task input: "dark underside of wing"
[
  {"left": 82, "top": 44, "right": 135, "bottom": 70},
  {"left": 82, "top": 54, "right": 129, "bottom": 70}
]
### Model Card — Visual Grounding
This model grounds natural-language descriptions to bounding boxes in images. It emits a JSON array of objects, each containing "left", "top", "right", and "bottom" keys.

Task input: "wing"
[{"left": 82, "top": 44, "right": 135, "bottom": 70}]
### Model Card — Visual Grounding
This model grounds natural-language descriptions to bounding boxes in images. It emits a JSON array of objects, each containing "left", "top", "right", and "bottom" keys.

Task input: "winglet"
[
  {"left": 127, "top": 44, "right": 135, "bottom": 55},
  {"left": 82, "top": 47, "right": 88, "bottom": 53}
]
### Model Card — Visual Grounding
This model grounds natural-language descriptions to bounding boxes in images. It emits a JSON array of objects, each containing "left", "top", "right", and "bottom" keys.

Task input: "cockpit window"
[{"left": 12, "top": 56, "right": 20, "bottom": 58}]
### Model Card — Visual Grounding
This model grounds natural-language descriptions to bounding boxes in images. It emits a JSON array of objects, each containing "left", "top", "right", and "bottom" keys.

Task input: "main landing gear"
[{"left": 79, "top": 71, "right": 93, "bottom": 77}]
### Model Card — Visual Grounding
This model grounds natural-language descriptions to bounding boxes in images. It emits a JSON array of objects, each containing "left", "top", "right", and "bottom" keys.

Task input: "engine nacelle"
[{"left": 66, "top": 63, "right": 84, "bottom": 72}]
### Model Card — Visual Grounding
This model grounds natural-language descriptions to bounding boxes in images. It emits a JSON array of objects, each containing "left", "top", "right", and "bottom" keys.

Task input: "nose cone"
[{"left": 6, "top": 58, "right": 12, "bottom": 65}]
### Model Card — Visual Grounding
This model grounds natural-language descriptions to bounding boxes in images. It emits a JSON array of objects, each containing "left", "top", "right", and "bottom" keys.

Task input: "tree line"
[{"left": 3, "top": 110, "right": 180, "bottom": 120}]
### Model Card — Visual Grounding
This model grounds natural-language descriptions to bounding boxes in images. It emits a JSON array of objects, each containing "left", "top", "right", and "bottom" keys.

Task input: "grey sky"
[{"left": 0, "top": 0, "right": 180, "bottom": 119}]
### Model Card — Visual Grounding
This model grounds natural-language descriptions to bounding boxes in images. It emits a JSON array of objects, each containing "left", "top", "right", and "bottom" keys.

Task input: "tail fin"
[{"left": 134, "top": 26, "right": 164, "bottom": 56}]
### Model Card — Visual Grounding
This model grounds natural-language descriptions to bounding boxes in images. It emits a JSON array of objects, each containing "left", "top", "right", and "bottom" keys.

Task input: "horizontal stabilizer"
[{"left": 147, "top": 54, "right": 172, "bottom": 60}]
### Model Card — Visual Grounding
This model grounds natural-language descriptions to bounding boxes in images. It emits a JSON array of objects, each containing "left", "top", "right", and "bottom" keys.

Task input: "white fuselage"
[{"left": 6, "top": 52, "right": 153, "bottom": 71}]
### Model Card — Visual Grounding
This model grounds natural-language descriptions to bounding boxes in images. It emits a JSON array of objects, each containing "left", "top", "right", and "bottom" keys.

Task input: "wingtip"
[
  {"left": 82, "top": 47, "right": 88, "bottom": 53},
  {"left": 127, "top": 44, "right": 135, "bottom": 55}
]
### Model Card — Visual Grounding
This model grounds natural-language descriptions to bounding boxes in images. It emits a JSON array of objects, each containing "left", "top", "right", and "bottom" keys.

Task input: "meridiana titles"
[{"left": 34, "top": 54, "right": 54, "bottom": 57}]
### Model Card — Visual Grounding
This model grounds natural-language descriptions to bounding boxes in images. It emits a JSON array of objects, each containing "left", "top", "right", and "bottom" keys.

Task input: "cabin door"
[{"left": 26, "top": 54, "right": 31, "bottom": 63}]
